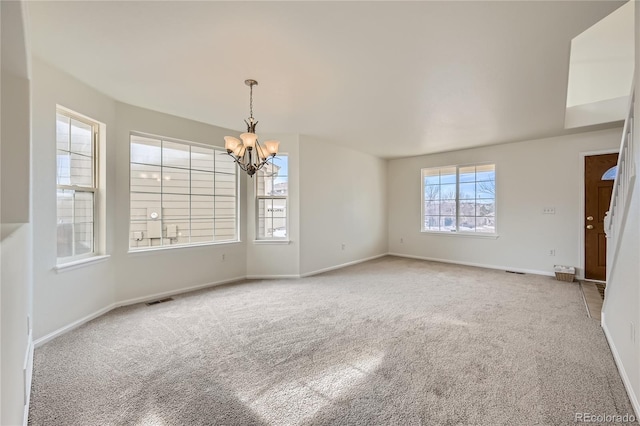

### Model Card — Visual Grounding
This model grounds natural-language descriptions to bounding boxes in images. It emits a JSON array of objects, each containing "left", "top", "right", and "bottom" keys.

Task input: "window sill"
[
  {"left": 128, "top": 240, "right": 241, "bottom": 255},
  {"left": 55, "top": 255, "right": 110, "bottom": 273},
  {"left": 420, "top": 231, "right": 499, "bottom": 239},
  {"left": 253, "top": 239, "right": 291, "bottom": 245}
]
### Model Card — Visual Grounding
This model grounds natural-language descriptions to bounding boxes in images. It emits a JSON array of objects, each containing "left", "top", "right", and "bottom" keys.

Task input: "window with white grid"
[
  {"left": 256, "top": 155, "right": 288, "bottom": 240},
  {"left": 56, "top": 108, "right": 99, "bottom": 262},
  {"left": 129, "top": 133, "right": 238, "bottom": 250},
  {"left": 422, "top": 164, "right": 496, "bottom": 234}
]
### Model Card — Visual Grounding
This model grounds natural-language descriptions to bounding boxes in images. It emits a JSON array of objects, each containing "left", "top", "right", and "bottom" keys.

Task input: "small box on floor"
[{"left": 554, "top": 265, "right": 576, "bottom": 282}]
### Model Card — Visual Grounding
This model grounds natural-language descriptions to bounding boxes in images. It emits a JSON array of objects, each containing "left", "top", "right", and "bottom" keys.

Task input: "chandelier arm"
[
  {"left": 226, "top": 152, "right": 249, "bottom": 172},
  {"left": 256, "top": 155, "right": 275, "bottom": 172}
]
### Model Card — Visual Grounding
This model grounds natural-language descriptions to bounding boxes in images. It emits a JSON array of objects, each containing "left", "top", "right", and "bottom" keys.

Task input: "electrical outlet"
[
  {"left": 548, "top": 249, "right": 556, "bottom": 256},
  {"left": 221, "top": 253, "right": 226, "bottom": 262},
  {"left": 341, "top": 243, "right": 346, "bottom": 251},
  {"left": 542, "top": 207, "right": 556, "bottom": 215},
  {"left": 400, "top": 238, "right": 404, "bottom": 244}
]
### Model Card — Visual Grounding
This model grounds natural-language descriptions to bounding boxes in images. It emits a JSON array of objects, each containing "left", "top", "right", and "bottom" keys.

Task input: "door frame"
[{"left": 578, "top": 148, "right": 619, "bottom": 281}]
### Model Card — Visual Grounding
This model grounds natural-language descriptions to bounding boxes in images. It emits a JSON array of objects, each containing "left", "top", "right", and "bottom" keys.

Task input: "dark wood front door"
[{"left": 584, "top": 153, "right": 618, "bottom": 281}]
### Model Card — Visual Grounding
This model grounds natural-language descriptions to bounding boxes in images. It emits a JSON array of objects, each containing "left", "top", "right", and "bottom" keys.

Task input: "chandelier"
[{"left": 224, "top": 79, "right": 280, "bottom": 177}]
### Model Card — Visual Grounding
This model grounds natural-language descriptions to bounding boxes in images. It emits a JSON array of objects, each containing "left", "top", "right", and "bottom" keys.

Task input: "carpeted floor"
[{"left": 28, "top": 256, "right": 637, "bottom": 425}]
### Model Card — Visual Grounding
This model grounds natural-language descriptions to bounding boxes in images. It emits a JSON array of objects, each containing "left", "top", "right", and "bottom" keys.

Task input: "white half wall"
[
  {"left": 566, "top": 1, "right": 634, "bottom": 108},
  {"left": 388, "top": 128, "right": 622, "bottom": 276},
  {"left": 601, "top": 162, "right": 640, "bottom": 416},
  {"left": 299, "top": 136, "right": 388, "bottom": 276},
  {"left": 1, "top": 224, "right": 33, "bottom": 426},
  {"left": 565, "top": 1, "right": 634, "bottom": 128}
]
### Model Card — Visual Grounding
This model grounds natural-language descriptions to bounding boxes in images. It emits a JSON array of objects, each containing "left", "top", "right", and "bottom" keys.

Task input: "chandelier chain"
[{"left": 249, "top": 83, "right": 254, "bottom": 120}]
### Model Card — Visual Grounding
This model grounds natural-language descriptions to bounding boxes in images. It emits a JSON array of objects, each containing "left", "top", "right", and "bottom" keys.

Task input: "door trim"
[{"left": 578, "top": 149, "right": 619, "bottom": 280}]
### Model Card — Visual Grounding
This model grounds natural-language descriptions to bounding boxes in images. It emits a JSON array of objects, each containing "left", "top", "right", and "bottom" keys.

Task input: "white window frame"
[
  {"left": 128, "top": 132, "right": 240, "bottom": 252},
  {"left": 56, "top": 107, "right": 100, "bottom": 264},
  {"left": 421, "top": 163, "right": 497, "bottom": 236},
  {"left": 255, "top": 154, "right": 289, "bottom": 242}
]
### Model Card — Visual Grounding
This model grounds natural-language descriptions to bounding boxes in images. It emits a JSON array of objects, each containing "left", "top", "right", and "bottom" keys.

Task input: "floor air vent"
[
  {"left": 146, "top": 297, "right": 174, "bottom": 306},
  {"left": 505, "top": 270, "right": 525, "bottom": 275}
]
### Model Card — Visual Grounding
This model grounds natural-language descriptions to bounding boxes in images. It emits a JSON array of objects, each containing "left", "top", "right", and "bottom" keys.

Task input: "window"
[
  {"left": 129, "top": 133, "right": 238, "bottom": 250},
  {"left": 56, "top": 108, "right": 99, "bottom": 262},
  {"left": 602, "top": 165, "right": 617, "bottom": 181},
  {"left": 422, "top": 164, "right": 496, "bottom": 234},
  {"left": 256, "top": 155, "right": 288, "bottom": 240}
]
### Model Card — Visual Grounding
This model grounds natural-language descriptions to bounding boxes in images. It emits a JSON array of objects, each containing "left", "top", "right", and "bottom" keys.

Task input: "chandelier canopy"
[{"left": 224, "top": 79, "right": 280, "bottom": 177}]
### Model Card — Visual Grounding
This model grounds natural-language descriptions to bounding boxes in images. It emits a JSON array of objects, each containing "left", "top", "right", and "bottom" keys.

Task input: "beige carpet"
[{"left": 28, "top": 256, "right": 637, "bottom": 425}]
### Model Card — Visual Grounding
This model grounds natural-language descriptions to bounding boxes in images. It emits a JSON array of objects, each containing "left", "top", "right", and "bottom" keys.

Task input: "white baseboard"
[
  {"left": 34, "top": 304, "right": 115, "bottom": 348},
  {"left": 387, "top": 252, "right": 555, "bottom": 277},
  {"left": 245, "top": 274, "right": 300, "bottom": 280},
  {"left": 300, "top": 253, "right": 387, "bottom": 278},
  {"left": 114, "top": 275, "right": 246, "bottom": 308},
  {"left": 601, "top": 312, "right": 640, "bottom": 419},
  {"left": 33, "top": 276, "right": 246, "bottom": 348}
]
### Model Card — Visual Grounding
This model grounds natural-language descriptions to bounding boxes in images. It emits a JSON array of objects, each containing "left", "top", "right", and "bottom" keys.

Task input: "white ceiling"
[{"left": 26, "top": 1, "right": 625, "bottom": 158}]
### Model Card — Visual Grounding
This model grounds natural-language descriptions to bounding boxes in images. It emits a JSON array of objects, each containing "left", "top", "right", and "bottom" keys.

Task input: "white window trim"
[
  {"left": 128, "top": 240, "right": 242, "bottom": 255},
  {"left": 252, "top": 239, "right": 292, "bottom": 245},
  {"left": 55, "top": 255, "right": 111, "bottom": 273},
  {"left": 420, "top": 162, "right": 498, "bottom": 237},
  {"left": 255, "top": 153, "right": 289, "bottom": 242},
  {"left": 419, "top": 231, "right": 499, "bottom": 239},
  {"left": 128, "top": 131, "right": 240, "bottom": 251}
]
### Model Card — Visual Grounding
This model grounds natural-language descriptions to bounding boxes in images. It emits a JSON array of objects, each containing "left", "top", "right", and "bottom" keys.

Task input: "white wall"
[
  {"left": 246, "top": 133, "right": 300, "bottom": 278},
  {"left": 601, "top": 2, "right": 640, "bottom": 416},
  {"left": 388, "top": 128, "right": 622, "bottom": 276},
  {"left": 299, "top": 136, "right": 388, "bottom": 276},
  {"left": 31, "top": 59, "right": 254, "bottom": 341},
  {"left": 1, "top": 1, "right": 33, "bottom": 425},
  {"left": 31, "top": 58, "right": 117, "bottom": 341},
  {"left": 113, "top": 103, "right": 247, "bottom": 303}
]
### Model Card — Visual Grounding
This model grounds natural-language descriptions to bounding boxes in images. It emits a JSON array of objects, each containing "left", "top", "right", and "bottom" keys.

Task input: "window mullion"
[
  {"left": 92, "top": 128, "right": 98, "bottom": 188},
  {"left": 211, "top": 150, "right": 218, "bottom": 241},
  {"left": 160, "top": 140, "right": 164, "bottom": 246},
  {"left": 188, "top": 145, "right": 192, "bottom": 245},
  {"left": 71, "top": 118, "right": 76, "bottom": 256},
  {"left": 70, "top": 115, "right": 75, "bottom": 256},
  {"left": 71, "top": 190, "right": 76, "bottom": 256},
  {"left": 57, "top": 185, "right": 96, "bottom": 192},
  {"left": 455, "top": 166, "right": 460, "bottom": 232},
  {"left": 92, "top": 129, "right": 97, "bottom": 253}
]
